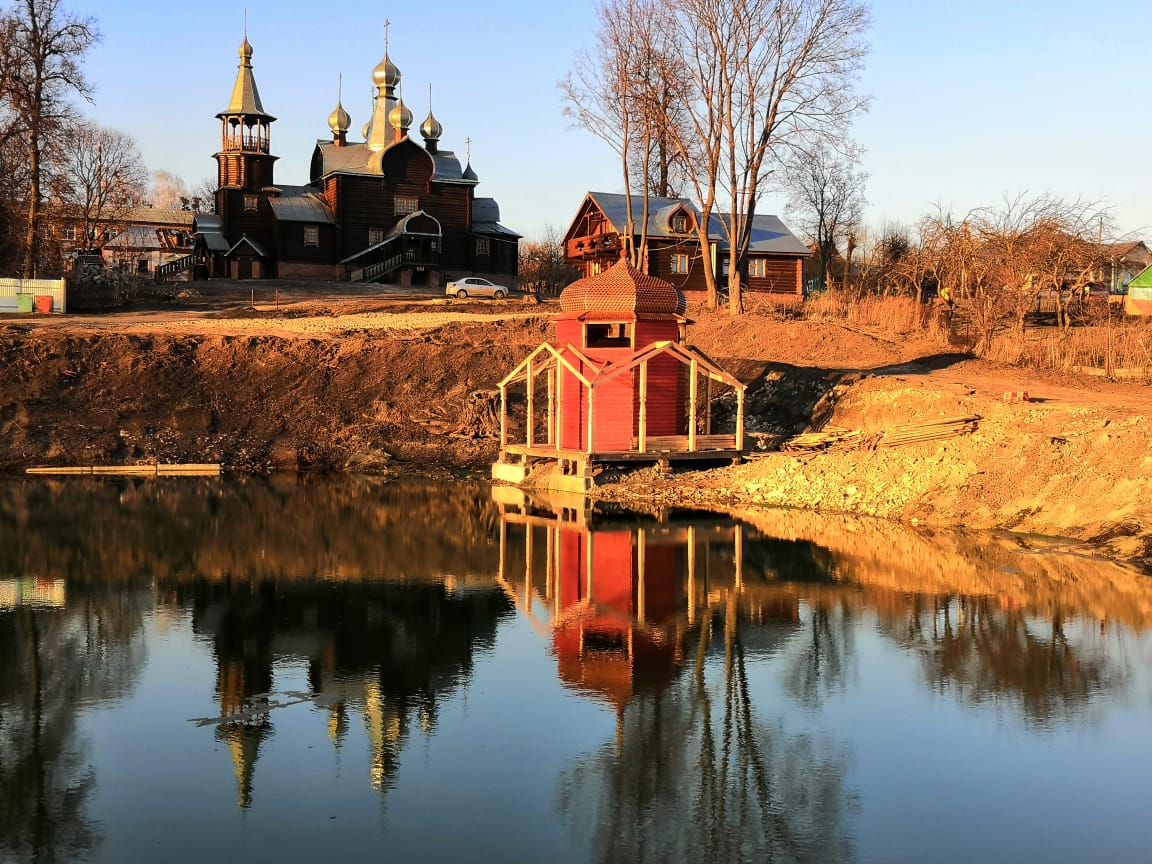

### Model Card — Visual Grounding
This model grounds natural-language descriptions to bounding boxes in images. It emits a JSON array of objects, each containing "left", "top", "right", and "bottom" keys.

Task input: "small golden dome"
[
  {"left": 389, "top": 98, "right": 412, "bottom": 131},
  {"left": 361, "top": 119, "right": 372, "bottom": 140},
  {"left": 238, "top": 37, "right": 253, "bottom": 63},
  {"left": 372, "top": 53, "right": 400, "bottom": 89},
  {"left": 328, "top": 101, "right": 351, "bottom": 134},
  {"left": 420, "top": 110, "right": 442, "bottom": 141}
]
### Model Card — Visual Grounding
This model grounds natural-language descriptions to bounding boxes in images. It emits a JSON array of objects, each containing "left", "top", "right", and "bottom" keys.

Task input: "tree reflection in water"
[
  {"left": 0, "top": 588, "right": 150, "bottom": 864},
  {"left": 876, "top": 595, "right": 1121, "bottom": 726},
  {"left": 558, "top": 605, "right": 855, "bottom": 864}
]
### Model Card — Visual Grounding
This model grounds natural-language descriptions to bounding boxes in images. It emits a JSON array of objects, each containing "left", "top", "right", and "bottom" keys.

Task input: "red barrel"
[{"left": 34, "top": 295, "right": 52, "bottom": 313}]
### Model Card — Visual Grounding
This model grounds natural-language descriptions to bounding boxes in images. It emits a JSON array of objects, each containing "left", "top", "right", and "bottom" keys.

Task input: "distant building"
[
  {"left": 1101, "top": 241, "right": 1152, "bottom": 294},
  {"left": 562, "top": 192, "right": 809, "bottom": 305},
  {"left": 200, "top": 34, "right": 520, "bottom": 285}
]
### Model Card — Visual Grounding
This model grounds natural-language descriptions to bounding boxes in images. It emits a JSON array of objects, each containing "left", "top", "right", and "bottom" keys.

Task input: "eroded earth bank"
[{"left": 1, "top": 293, "right": 1149, "bottom": 567}]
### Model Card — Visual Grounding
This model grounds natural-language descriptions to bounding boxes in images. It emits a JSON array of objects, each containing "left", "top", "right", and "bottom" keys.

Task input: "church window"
[
  {"left": 748, "top": 258, "right": 767, "bottom": 278},
  {"left": 394, "top": 196, "right": 418, "bottom": 215},
  {"left": 303, "top": 225, "right": 319, "bottom": 246},
  {"left": 244, "top": 195, "right": 258, "bottom": 211},
  {"left": 368, "top": 228, "right": 385, "bottom": 245},
  {"left": 670, "top": 253, "right": 689, "bottom": 274},
  {"left": 476, "top": 237, "right": 490, "bottom": 256}
]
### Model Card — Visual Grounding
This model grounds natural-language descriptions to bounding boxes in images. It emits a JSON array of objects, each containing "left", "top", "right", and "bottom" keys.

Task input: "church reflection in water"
[{"left": 176, "top": 577, "right": 515, "bottom": 808}]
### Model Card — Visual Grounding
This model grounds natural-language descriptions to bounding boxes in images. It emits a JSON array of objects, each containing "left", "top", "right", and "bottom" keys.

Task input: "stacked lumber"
[
  {"left": 781, "top": 416, "right": 980, "bottom": 452},
  {"left": 878, "top": 416, "right": 980, "bottom": 448}
]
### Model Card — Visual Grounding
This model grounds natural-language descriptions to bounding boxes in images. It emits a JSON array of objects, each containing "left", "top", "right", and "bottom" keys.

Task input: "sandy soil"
[{"left": 2, "top": 282, "right": 1150, "bottom": 566}]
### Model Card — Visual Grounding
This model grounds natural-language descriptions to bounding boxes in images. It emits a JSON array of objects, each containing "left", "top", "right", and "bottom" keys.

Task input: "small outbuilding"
[
  {"left": 1125, "top": 264, "right": 1152, "bottom": 316},
  {"left": 492, "top": 260, "right": 745, "bottom": 493}
]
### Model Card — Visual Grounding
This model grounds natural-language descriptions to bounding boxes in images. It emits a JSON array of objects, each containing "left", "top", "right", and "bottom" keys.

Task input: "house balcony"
[{"left": 566, "top": 232, "right": 621, "bottom": 260}]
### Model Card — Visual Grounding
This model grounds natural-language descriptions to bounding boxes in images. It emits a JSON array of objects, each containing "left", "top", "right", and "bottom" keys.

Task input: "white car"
[{"left": 446, "top": 277, "right": 510, "bottom": 300}]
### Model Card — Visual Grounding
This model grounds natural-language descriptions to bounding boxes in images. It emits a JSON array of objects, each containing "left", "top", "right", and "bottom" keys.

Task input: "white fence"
[{"left": 0, "top": 277, "right": 67, "bottom": 314}]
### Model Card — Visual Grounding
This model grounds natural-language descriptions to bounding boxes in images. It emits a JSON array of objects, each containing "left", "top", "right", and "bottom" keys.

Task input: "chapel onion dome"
[
  {"left": 389, "top": 98, "right": 412, "bottom": 131},
  {"left": 328, "top": 101, "right": 351, "bottom": 135},
  {"left": 238, "top": 36, "right": 253, "bottom": 62},
  {"left": 372, "top": 53, "right": 400, "bottom": 89},
  {"left": 420, "top": 110, "right": 442, "bottom": 142},
  {"left": 461, "top": 161, "right": 478, "bottom": 182}
]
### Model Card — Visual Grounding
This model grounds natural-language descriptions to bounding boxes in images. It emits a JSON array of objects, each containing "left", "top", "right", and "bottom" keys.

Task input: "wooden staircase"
[{"left": 155, "top": 254, "right": 195, "bottom": 282}]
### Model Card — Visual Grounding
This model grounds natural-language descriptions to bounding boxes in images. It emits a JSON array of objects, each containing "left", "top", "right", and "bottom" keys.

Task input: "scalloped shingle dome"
[{"left": 559, "top": 260, "right": 686, "bottom": 315}]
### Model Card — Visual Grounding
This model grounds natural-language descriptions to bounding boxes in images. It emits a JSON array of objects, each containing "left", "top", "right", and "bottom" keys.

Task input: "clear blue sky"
[{"left": 76, "top": 0, "right": 1149, "bottom": 242}]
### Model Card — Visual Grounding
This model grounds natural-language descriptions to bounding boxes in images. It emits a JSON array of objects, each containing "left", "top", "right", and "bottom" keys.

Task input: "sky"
[{"left": 73, "top": 0, "right": 1150, "bottom": 243}]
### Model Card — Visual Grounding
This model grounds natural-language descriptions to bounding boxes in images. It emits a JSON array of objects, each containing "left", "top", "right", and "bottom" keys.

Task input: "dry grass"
[{"left": 798, "top": 289, "right": 1152, "bottom": 380}]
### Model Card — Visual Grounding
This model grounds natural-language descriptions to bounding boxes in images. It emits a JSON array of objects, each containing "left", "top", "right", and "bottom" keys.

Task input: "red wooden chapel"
[{"left": 493, "top": 260, "right": 746, "bottom": 492}]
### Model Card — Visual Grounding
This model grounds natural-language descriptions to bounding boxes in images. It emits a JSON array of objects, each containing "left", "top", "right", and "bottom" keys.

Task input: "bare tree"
[
  {"left": 561, "top": 0, "right": 691, "bottom": 270},
  {"left": 0, "top": 0, "right": 99, "bottom": 277},
  {"left": 518, "top": 225, "right": 580, "bottom": 297},
  {"left": 60, "top": 121, "right": 147, "bottom": 249},
  {"left": 663, "top": 0, "right": 870, "bottom": 313},
  {"left": 784, "top": 144, "right": 866, "bottom": 292},
  {"left": 149, "top": 169, "right": 188, "bottom": 210}
]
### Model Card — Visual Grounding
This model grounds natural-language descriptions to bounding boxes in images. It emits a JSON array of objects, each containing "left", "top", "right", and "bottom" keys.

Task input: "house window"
[
  {"left": 303, "top": 225, "right": 319, "bottom": 247},
  {"left": 244, "top": 195, "right": 258, "bottom": 211},
  {"left": 394, "top": 196, "right": 418, "bottom": 215},
  {"left": 476, "top": 237, "right": 490, "bottom": 256},
  {"left": 748, "top": 258, "right": 766, "bottom": 278},
  {"left": 672, "top": 212, "right": 690, "bottom": 233},
  {"left": 670, "top": 253, "right": 689, "bottom": 274},
  {"left": 368, "top": 228, "right": 384, "bottom": 245}
]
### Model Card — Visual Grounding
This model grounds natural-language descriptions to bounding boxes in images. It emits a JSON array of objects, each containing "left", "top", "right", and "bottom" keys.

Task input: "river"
[{"left": 1, "top": 477, "right": 1150, "bottom": 863}]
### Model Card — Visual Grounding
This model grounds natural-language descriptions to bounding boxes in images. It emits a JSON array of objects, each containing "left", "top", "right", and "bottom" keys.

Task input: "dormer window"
[{"left": 668, "top": 207, "right": 693, "bottom": 234}]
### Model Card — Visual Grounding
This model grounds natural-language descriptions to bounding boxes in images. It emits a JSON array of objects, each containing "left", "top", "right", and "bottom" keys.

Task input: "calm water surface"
[{"left": 1, "top": 477, "right": 1151, "bottom": 863}]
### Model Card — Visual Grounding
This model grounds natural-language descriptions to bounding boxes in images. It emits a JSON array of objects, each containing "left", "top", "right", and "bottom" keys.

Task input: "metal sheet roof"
[
  {"left": 268, "top": 186, "right": 335, "bottom": 224},
  {"left": 585, "top": 192, "right": 809, "bottom": 255},
  {"left": 200, "top": 233, "right": 231, "bottom": 252},
  {"left": 472, "top": 222, "right": 522, "bottom": 239},
  {"left": 315, "top": 141, "right": 374, "bottom": 176}
]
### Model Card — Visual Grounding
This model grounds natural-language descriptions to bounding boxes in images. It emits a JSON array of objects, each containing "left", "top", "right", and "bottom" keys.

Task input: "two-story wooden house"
[{"left": 563, "top": 192, "right": 809, "bottom": 304}]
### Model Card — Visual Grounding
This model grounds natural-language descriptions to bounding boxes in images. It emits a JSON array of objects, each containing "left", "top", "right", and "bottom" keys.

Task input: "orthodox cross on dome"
[
  {"left": 465, "top": 137, "right": 472, "bottom": 162},
  {"left": 384, "top": 18, "right": 390, "bottom": 52}
]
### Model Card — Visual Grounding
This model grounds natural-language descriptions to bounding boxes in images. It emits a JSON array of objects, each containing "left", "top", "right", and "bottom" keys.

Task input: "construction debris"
[{"left": 783, "top": 416, "right": 980, "bottom": 452}]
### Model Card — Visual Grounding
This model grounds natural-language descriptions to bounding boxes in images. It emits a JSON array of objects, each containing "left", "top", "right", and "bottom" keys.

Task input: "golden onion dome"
[
  {"left": 328, "top": 100, "right": 351, "bottom": 134},
  {"left": 362, "top": 119, "right": 372, "bottom": 139},
  {"left": 420, "top": 110, "right": 442, "bottom": 141},
  {"left": 372, "top": 53, "right": 400, "bottom": 89},
  {"left": 389, "top": 98, "right": 412, "bottom": 131},
  {"left": 238, "top": 37, "right": 254, "bottom": 63}
]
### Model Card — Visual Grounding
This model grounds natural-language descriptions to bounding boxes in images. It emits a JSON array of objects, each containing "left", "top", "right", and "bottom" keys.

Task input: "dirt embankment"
[
  {"left": 0, "top": 310, "right": 547, "bottom": 473},
  {"left": 2, "top": 295, "right": 1150, "bottom": 566}
]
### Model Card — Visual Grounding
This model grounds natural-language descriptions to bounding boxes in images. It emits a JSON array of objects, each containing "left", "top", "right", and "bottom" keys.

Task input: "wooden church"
[
  {"left": 492, "top": 260, "right": 746, "bottom": 492},
  {"left": 194, "top": 33, "right": 520, "bottom": 285}
]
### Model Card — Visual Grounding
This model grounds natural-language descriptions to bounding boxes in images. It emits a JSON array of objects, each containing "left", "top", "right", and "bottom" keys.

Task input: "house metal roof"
[
  {"left": 313, "top": 140, "right": 476, "bottom": 184},
  {"left": 268, "top": 186, "right": 335, "bottom": 224},
  {"left": 584, "top": 192, "right": 809, "bottom": 256},
  {"left": 473, "top": 222, "right": 522, "bottom": 239}
]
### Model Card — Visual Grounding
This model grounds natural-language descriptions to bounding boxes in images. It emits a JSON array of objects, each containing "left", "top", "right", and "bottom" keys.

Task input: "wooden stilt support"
[
  {"left": 547, "top": 367, "right": 555, "bottom": 447},
  {"left": 638, "top": 360, "right": 648, "bottom": 453},
  {"left": 526, "top": 359, "right": 535, "bottom": 448},
  {"left": 688, "top": 358, "right": 698, "bottom": 451},
  {"left": 735, "top": 386, "right": 745, "bottom": 453},
  {"left": 499, "top": 384, "right": 508, "bottom": 448}
]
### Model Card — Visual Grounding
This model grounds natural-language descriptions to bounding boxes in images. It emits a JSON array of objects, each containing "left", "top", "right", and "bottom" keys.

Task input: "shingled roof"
[{"left": 560, "top": 259, "right": 686, "bottom": 315}]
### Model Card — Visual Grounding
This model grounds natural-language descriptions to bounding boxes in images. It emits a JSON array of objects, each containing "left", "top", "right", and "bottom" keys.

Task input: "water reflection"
[
  {"left": 0, "top": 478, "right": 1149, "bottom": 862},
  {"left": 175, "top": 578, "right": 513, "bottom": 806},
  {"left": 495, "top": 491, "right": 854, "bottom": 862},
  {"left": 0, "top": 587, "right": 151, "bottom": 864}
]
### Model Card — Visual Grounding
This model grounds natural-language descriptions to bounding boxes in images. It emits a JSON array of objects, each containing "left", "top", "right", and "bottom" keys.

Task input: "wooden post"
[
  {"left": 636, "top": 529, "right": 646, "bottom": 625},
  {"left": 555, "top": 364, "right": 564, "bottom": 450},
  {"left": 526, "top": 359, "right": 535, "bottom": 448},
  {"left": 586, "top": 381, "right": 595, "bottom": 456},
  {"left": 547, "top": 367, "right": 555, "bottom": 447},
  {"left": 688, "top": 358, "right": 698, "bottom": 451},
  {"left": 735, "top": 386, "right": 745, "bottom": 452},
  {"left": 704, "top": 376, "right": 712, "bottom": 435},
  {"left": 638, "top": 361, "right": 648, "bottom": 453},
  {"left": 687, "top": 525, "right": 697, "bottom": 625},
  {"left": 499, "top": 384, "right": 508, "bottom": 447}
]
